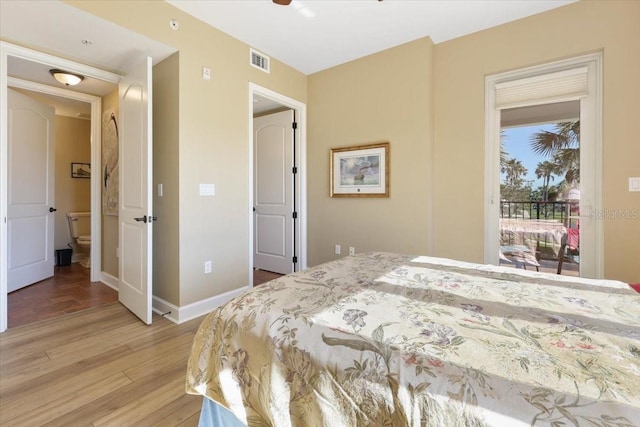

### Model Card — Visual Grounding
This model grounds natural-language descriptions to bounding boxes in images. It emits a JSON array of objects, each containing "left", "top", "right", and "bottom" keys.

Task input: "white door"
[
  {"left": 118, "top": 56, "right": 153, "bottom": 324},
  {"left": 254, "top": 110, "right": 295, "bottom": 275},
  {"left": 7, "top": 89, "right": 55, "bottom": 292}
]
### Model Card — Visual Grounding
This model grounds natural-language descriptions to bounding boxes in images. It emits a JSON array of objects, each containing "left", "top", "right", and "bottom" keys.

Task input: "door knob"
[
  {"left": 49, "top": 207, "right": 57, "bottom": 212},
  {"left": 134, "top": 215, "right": 148, "bottom": 223}
]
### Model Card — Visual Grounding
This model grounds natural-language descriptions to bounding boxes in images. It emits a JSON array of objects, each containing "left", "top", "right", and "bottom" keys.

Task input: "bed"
[{"left": 186, "top": 252, "right": 640, "bottom": 426}]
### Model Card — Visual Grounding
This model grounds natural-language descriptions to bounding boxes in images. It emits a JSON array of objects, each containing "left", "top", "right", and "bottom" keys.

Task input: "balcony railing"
[
  {"left": 499, "top": 200, "right": 576, "bottom": 262},
  {"left": 500, "top": 200, "right": 569, "bottom": 222}
]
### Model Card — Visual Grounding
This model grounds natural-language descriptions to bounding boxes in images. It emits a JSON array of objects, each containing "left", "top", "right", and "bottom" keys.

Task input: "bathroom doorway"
[
  {"left": 4, "top": 87, "right": 100, "bottom": 328},
  {"left": 5, "top": 59, "right": 116, "bottom": 328}
]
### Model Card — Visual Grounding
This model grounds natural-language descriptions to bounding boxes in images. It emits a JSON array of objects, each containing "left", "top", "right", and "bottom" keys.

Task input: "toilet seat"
[{"left": 77, "top": 236, "right": 91, "bottom": 244}]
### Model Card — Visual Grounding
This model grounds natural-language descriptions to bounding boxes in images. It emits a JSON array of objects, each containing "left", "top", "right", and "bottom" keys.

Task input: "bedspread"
[{"left": 186, "top": 252, "right": 640, "bottom": 427}]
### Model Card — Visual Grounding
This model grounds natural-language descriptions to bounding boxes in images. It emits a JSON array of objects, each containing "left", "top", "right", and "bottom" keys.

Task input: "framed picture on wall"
[
  {"left": 330, "top": 142, "right": 389, "bottom": 197},
  {"left": 71, "top": 162, "right": 91, "bottom": 178}
]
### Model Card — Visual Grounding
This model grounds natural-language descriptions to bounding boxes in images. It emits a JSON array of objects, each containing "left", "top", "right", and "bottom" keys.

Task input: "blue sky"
[{"left": 501, "top": 124, "right": 557, "bottom": 189}]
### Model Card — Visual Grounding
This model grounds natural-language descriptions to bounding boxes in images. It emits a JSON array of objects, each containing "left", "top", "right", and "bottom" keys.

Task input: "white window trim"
[{"left": 484, "top": 52, "right": 603, "bottom": 278}]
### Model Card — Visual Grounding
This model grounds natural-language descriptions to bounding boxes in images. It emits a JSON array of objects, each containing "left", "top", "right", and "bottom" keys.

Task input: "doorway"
[
  {"left": 484, "top": 53, "right": 603, "bottom": 278},
  {"left": 5, "top": 85, "right": 118, "bottom": 328},
  {"left": 1, "top": 43, "right": 122, "bottom": 332},
  {"left": 249, "top": 83, "right": 307, "bottom": 286},
  {"left": 498, "top": 102, "right": 580, "bottom": 276}
]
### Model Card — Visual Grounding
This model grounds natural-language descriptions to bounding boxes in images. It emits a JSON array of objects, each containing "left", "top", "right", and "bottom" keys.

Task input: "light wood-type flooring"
[
  {"left": 2, "top": 265, "right": 283, "bottom": 425},
  {"left": 0, "top": 303, "right": 205, "bottom": 426},
  {"left": 8, "top": 264, "right": 282, "bottom": 329}
]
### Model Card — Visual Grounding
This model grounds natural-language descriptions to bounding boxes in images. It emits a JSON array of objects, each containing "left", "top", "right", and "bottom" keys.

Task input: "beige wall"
[
  {"left": 65, "top": 0, "right": 639, "bottom": 304},
  {"left": 307, "top": 38, "right": 434, "bottom": 266},
  {"left": 433, "top": 0, "right": 640, "bottom": 282},
  {"left": 101, "top": 89, "right": 119, "bottom": 277},
  {"left": 54, "top": 115, "right": 91, "bottom": 250},
  {"left": 153, "top": 52, "right": 180, "bottom": 304},
  {"left": 68, "top": 0, "right": 307, "bottom": 305}
]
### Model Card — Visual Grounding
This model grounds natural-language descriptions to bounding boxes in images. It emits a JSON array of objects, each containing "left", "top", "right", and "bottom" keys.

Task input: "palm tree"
[
  {"left": 500, "top": 130, "right": 508, "bottom": 169},
  {"left": 535, "top": 160, "right": 560, "bottom": 201},
  {"left": 501, "top": 158, "right": 528, "bottom": 189},
  {"left": 530, "top": 120, "right": 580, "bottom": 186}
]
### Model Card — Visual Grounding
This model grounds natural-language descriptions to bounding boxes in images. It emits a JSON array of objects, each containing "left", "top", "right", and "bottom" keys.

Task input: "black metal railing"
[{"left": 500, "top": 200, "right": 569, "bottom": 221}]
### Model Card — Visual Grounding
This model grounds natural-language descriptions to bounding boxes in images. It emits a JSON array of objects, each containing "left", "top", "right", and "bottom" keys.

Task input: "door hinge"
[
  {"left": 292, "top": 122, "right": 297, "bottom": 129},
  {"left": 292, "top": 211, "right": 297, "bottom": 219},
  {"left": 292, "top": 166, "right": 297, "bottom": 174},
  {"left": 292, "top": 256, "right": 298, "bottom": 264}
]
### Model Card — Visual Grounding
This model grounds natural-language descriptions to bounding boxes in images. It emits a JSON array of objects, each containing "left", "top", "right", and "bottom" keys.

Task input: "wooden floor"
[
  {"left": 0, "top": 303, "right": 205, "bottom": 426},
  {"left": 7, "top": 263, "right": 118, "bottom": 329},
  {"left": 253, "top": 268, "right": 283, "bottom": 285},
  {"left": 8, "top": 265, "right": 282, "bottom": 329},
  {"left": 1, "top": 266, "right": 284, "bottom": 425}
]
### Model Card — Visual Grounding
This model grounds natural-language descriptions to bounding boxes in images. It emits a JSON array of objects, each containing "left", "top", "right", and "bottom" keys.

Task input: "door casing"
[
  {"left": 248, "top": 83, "right": 307, "bottom": 286},
  {"left": 0, "top": 41, "right": 121, "bottom": 332},
  {"left": 484, "top": 52, "right": 603, "bottom": 278}
]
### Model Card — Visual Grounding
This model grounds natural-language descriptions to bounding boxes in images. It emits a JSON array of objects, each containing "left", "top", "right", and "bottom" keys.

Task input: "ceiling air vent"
[{"left": 250, "top": 48, "right": 270, "bottom": 73}]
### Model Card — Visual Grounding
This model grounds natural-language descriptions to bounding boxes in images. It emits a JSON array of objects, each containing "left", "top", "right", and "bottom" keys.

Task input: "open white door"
[
  {"left": 118, "top": 56, "right": 153, "bottom": 324},
  {"left": 253, "top": 110, "right": 295, "bottom": 275},
  {"left": 7, "top": 89, "right": 55, "bottom": 292}
]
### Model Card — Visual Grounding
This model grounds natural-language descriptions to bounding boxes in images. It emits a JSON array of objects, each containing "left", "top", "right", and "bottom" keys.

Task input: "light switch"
[
  {"left": 202, "top": 66, "right": 211, "bottom": 80},
  {"left": 630, "top": 177, "right": 640, "bottom": 192},
  {"left": 157, "top": 183, "right": 163, "bottom": 197},
  {"left": 199, "top": 183, "right": 215, "bottom": 196}
]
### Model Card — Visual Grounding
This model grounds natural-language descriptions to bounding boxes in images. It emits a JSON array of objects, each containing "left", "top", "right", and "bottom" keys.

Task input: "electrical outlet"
[
  {"left": 349, "top": 247, "right": 355, "bottom": 256},
  {"left": 335, "top": 244, "right": 341, "bottom": 255},
  {"left": 204, "top": 260, "right": 212, "bottom": 274}
]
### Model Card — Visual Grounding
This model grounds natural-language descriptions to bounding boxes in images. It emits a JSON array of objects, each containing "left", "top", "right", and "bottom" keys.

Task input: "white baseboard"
[
  {"left": 99, "top": 272, "right": 119, "bottom": 291},
  {"left": 152, "top": 285, "right": 250, "bottom": 324},
  {"left": 95, "top": 272, "right": 248, "bottom": 324}
]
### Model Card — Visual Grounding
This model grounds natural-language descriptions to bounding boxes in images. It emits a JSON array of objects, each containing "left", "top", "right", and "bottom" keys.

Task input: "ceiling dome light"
[
  {"left": 273, "top": 0, "right": 292, "bottom": 5},
  {"left": 49, "top": 69, "right": 84, "bottom": 86}
]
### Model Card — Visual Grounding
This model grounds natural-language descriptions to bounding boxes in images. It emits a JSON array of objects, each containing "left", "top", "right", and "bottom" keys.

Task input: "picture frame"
[
  {"left": 330, "top": 142, "right": 389, "bottom": 197},
  {"left": 71, "top": 162, "right": 91, "bottom": 179}
]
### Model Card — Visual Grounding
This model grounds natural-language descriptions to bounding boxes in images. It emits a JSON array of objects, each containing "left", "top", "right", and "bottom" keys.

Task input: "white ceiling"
[
  {"left": 0, "top": 0, "right": 577, "bottom": 116},
  {"left": 0, "top": 0, "right": 176, "bottom": 74},
  {"left": 0, "top": 0, "right": 176, "bottom": 118},
  {"left": 167, "top": 0, "right": 576, "bottom": 75}
]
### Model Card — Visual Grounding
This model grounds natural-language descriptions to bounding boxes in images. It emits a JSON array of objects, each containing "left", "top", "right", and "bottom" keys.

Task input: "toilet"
[{"left": 66, "top": 212, "right": 91, "bottom": 268}]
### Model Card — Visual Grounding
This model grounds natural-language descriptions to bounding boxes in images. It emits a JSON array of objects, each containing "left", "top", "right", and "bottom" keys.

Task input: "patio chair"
[{"left": 557, "top": 227, "right": 579, "bottom": 274}]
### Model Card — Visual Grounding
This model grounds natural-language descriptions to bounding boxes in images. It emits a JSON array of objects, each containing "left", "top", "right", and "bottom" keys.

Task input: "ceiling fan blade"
[{"left": 273, "top": 0, "right": 292, "bottom": 5}]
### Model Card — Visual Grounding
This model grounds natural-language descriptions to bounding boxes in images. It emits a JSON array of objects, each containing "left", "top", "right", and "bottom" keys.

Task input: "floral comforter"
[{"left": 186, "top": 252, "right": 640, "bottom": 426}]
